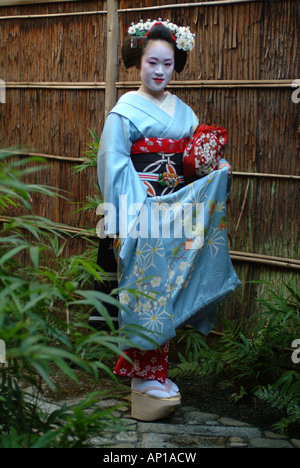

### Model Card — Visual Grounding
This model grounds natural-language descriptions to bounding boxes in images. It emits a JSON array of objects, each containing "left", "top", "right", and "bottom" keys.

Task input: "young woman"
[{"left": 97, "top": 21, "right": 240, "bottom": 421}]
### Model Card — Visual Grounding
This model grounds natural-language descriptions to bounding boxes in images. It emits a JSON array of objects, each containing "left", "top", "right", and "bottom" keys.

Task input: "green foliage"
[
  {"left": 72, "top": 130, "right": 102, "bottom": 219},
  {"left": 0, "top": 150, "right": 149, "bottom": 447},
  {"left": 73, "top": 129, "right": 99, "bottom": 173},
  {"left": 255, "top": 371, "right": 300, "bottom": 434},
  {"left": 171, "top": 280, "right": 300, "bottom": 433}
]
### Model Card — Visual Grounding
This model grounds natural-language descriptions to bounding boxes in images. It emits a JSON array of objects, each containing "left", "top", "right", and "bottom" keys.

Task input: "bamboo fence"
[{"left": 0, "top": 0, "right": 299, "bottom": 326}]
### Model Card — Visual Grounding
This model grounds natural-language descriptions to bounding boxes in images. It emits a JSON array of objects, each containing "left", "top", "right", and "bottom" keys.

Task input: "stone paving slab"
[
  {"left": 94, "top": 399, "right": 299, "bottom": 449},
  {"left": 143, "top": 432, "right": 227, "bottom": 449},
  {"left": 24, "top": 388, "right": 300, "bottom": 449},
  {"left": 137, "top": 421, "right": 262, "bottom": 439}
]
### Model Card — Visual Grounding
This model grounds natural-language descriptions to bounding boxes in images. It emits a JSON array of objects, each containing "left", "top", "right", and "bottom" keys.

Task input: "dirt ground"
[{"left": 177, "top": 374, "right": 300, "bottom": 437}]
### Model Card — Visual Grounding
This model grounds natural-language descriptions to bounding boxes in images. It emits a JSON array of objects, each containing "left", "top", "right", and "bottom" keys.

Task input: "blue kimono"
[{"left": 97, "top": 92, "right": 241, "bottom": 350}]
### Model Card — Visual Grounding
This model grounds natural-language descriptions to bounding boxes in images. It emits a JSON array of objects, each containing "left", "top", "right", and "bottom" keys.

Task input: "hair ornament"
[{"left": 128, "top": 19, "right": 195, "bottom": 52}]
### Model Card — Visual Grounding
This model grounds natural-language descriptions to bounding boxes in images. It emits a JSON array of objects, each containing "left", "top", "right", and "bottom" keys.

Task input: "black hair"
[{"left": 121, "top": 23, "right": 187, "bottom": 73}]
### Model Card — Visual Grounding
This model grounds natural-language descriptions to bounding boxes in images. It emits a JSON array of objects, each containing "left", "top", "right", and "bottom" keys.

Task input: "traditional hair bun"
[{"left": 122, "top": 21, "right": 194, "bottom": 73}]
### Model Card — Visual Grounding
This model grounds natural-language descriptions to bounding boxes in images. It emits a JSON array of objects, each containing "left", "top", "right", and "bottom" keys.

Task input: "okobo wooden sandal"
[{"left": 131, "top": 379, "right": 181, "bottom": 421}]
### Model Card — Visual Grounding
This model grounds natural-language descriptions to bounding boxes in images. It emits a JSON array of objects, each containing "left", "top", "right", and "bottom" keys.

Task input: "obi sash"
[{"left": 130, "top": 137, "right": 189, "bottom": 197}]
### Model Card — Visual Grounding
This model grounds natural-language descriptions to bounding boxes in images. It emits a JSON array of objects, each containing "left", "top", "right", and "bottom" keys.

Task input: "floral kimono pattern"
[
  {"left": 115, "top": 167, "right": 240, "bottom": 350},
  {"left": 97, "top": 92, "right": 241, "bottom": 351}
]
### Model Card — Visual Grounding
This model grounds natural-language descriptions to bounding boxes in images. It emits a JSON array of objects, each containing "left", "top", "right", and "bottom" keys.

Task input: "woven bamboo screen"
[{"left": 0, "top": 0, "right": 299, "bottom": 327}]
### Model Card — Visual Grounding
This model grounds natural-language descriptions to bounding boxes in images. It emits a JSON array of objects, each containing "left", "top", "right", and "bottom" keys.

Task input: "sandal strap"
[{"left": 138, "top": 379, "right": 173, "bottom": 396}]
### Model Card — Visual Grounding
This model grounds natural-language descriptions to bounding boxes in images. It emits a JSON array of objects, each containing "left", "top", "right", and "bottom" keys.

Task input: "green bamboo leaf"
[
  {"left": 51, "top": 356, "right": 79, "bottom": 384},
  {"left": 0, "top": 245, "right": 28, "bottom": 266},
  {"left": 29, "top": 246, "right": 40, "bottom": 268},
  {"left": 31, "top": 429, "right": 61, "bottom": 448}
]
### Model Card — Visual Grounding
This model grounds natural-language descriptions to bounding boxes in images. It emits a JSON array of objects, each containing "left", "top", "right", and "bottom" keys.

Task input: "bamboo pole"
[
  {"left": 0, "top": 213, "right": 298, "bottom": 269},
  {"left": 4, "top": 150, "right": 86, "bottom": 163},
  {"left": 6, "top": 152, "right": 300, "bottom": 180},
  {"left": 0, "top": 9, "right": 107, "bottom": 21},
  {"left": 5, "top": 82, "right": 106, "bottom": 90},
  {"left": 118, "top": 0, "right": 264, "bottom": 12},
  {"left": 0, "top": 0, "right": 265, "bottom": 20},
  {"left": 5, "top": 79, "right": 295, "bottom": 90},
  {"left": 105, "top": 0, "right": 119, "bottom": 118},
  {"left": 116, "top": 79, "right": 295, "bottom": 89},
  {"left": 229, "top": 255, "right": 300, "bottom": 270},
  {"left": 229, "top": 250, "right": 300, "bottom": 266},
  {"left": 0, "top": 0, "right": 71, "bottom": 5},
  {"left": 233, "top": 172, "right": 300, "bottom": 180}
]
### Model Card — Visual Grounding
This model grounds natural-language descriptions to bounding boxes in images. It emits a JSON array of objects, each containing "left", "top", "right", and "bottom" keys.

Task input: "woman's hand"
[{"left": 218, "top": 161, "right": 232, "bottom": 178}]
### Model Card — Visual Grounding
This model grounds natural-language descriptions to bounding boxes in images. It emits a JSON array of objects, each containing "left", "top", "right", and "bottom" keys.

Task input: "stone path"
[
  {"left": 38, "top": 392, "right": 300, "bottom": 449},
  {"left": 95, "top": 398, "right": 300, "bottom": 449}
]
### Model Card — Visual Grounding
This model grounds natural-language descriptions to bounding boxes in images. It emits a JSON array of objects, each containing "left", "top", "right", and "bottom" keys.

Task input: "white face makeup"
[{"left": 139, "top": 40, "right": 175, "bottom": 101}]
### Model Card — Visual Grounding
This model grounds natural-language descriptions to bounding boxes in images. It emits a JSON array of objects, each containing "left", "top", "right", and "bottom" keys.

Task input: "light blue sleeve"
[
  {"left": 218, "top": 158, "right": 232, "bottom": 196},
  {"left": 97, "top": 113, "right": 147, "bottom": 237}
]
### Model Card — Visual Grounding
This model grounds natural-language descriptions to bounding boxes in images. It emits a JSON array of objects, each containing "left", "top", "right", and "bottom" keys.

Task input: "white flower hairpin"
[{"left": 128, "top": 19, "right": 195, "bottom": 52}]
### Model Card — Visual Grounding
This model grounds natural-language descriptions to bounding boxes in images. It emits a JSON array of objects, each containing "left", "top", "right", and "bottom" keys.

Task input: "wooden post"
[{"left": 105, "top": 0, "right": 119, "bottom": 118}]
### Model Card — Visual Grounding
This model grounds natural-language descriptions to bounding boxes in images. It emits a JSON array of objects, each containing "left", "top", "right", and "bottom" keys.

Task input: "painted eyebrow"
[{"left": 147, "top": 56, "right": 174, "bottom": 62}]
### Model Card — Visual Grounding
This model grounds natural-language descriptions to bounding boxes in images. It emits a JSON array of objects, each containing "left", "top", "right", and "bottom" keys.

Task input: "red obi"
[{"left": 131, "top": 137, "right": 188, "bottom": 155}]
